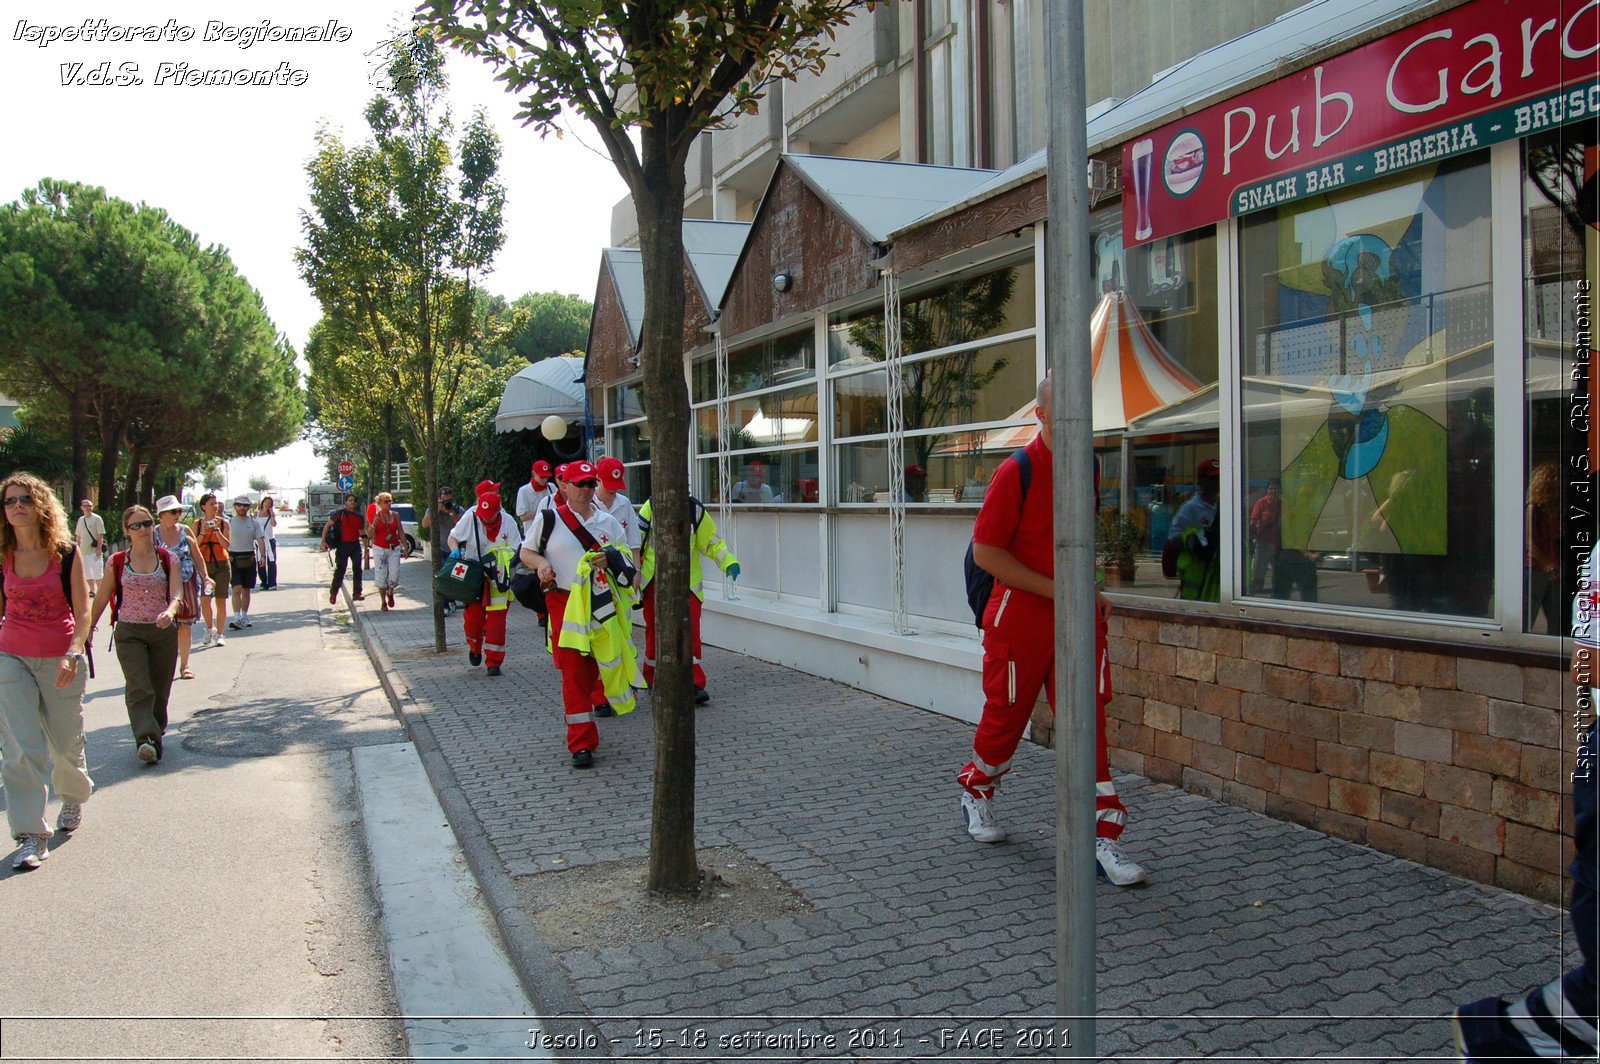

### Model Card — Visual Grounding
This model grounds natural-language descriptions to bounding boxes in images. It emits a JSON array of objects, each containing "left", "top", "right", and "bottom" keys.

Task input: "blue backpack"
[{"left": 962, "top": 447, "right": 1033, "bottom": 628}]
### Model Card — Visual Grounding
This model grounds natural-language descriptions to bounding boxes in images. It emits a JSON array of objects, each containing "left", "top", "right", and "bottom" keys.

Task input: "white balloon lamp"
[{"left": 540, "top": 415, "right": 568, "bottom": 440}]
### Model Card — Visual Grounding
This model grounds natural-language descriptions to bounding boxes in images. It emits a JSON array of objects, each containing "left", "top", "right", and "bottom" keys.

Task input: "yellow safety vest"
[
  {"left": 637, "top": 498, "right": 738, "bottom": 600},
  {"left": 556, "top": 547, "right": 639, "bottom": 714}
]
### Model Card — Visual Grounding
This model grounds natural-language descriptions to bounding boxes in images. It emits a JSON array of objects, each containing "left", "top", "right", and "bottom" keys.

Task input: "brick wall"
[{"left": 1031, "top": 610, "right": 1578, "bottom": 903}]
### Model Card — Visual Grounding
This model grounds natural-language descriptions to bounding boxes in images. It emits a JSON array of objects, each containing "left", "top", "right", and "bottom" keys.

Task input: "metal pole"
[{"left": 1045, "top": 1, "right": 1097, "bottom": 1058}]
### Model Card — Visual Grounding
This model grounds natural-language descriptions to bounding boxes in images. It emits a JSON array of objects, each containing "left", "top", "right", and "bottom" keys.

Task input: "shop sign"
[{"left": 1124, "top": 0, "right": 1599, "bottom": 245}]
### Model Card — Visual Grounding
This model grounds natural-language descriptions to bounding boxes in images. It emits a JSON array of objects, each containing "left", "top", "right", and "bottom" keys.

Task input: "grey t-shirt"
[{"left": 227, "top": 513, "right": 262, "bottom": 555}]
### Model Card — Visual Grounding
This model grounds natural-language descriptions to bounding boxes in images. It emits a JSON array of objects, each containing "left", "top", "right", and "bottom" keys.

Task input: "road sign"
[
  {"left": 337, "top": 474, "right": 354, "bottom": 492},
  {"left": 338, "top": 459, "right": 354, "bottom": 477}
]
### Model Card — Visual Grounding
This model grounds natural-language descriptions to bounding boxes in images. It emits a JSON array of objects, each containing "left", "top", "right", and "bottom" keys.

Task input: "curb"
[{"left": 337, "top": 577, "right": 608, "bottom": 1054}]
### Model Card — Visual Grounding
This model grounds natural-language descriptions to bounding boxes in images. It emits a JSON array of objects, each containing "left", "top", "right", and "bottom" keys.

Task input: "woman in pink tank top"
[
  {"left": 0, "top": 472, "right": 94, "bottom": 870},
  {"left": 88, "top": 504, "right": 184, "bottom": 767}
]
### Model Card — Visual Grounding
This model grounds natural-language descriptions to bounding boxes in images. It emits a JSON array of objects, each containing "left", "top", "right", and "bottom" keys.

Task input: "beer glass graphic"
[{"left": 1131, "top": 138, "right": 1155, "bottom": 241}]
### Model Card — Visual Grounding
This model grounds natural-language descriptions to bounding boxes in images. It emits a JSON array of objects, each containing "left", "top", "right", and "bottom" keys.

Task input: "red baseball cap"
[
  {"left": 1197, "top": 459, "right": 1221, "bottom": 479},
  {"left": 559, "top": 461, "right": 599, "bottom": 484},
  {"left": 596, "top": 456, "right": 626, "bottom": 489},
  {"left": 474, "top": 479, "right": 500, "bottom": 498},
  {"left": 532, "top": 460, "right": 552, "bottom": 479}
]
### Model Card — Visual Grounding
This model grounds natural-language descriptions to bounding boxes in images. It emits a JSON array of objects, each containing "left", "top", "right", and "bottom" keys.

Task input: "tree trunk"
[
  {"left": 141, "top": 453, "right": 162, "bottom": 508},
  {"left": 427, "top": 446, "right": 446, "bottom": 653},
  {"left": 69, "top": 385, "right": 89, "bottom": 508},
  {"left": 123, "top": 441, "right": 145, "bottom": 513},
  {"left": 636, "top": 130, "right": 700, "bottom": 896},
  {"left": 96, "top": 422, "right": 123, "bottom": 517}
]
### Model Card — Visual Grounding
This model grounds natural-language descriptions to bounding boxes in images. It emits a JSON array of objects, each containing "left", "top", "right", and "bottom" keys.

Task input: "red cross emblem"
[{"left": 451, "top": 562, "right": 468, "bottom": 579}]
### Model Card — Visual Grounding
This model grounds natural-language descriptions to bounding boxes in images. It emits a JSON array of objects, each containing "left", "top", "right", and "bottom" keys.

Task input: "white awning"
[{"left": 495, "top": 355, "right": 587, "bottom": 433}]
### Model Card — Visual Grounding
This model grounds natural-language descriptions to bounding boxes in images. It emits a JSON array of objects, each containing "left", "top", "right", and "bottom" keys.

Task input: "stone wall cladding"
[{"left": 1032, "top": 610, "right": 1577, "bottom": 903}]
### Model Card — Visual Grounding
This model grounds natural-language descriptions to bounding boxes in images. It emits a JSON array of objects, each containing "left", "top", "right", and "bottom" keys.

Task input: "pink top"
[
  {"left": 117, "top": 554, "right": 170, "bottom": 625},
  {"left": 0, "top": 552, "right": 75, "bottom": 659}
]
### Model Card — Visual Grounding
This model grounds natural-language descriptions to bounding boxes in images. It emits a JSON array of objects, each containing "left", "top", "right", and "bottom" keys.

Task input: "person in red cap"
[
  {"left": 1168, "top": 458, "right": 1221, "bottom": 602},
  {"left": 516, "top": 460, "right": 558, "bottom": 529},
  {"left": 518, "top": 460, "right": 627, "bottom": 768},
  {"left": 446, "top": 481, "right": 520, "bottom": 675},
  {"left": 594, "top": 457, "right": 640, "bottom": 551},
  {"left": 729, "top": 459, "right": 773, "bottom": 503},
  {"left": 955, "top": 376, "right": 1145, "bottom": 886}
]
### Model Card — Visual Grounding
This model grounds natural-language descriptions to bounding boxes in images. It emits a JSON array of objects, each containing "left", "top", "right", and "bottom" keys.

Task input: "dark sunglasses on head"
[
  {"left": 126, "top": 519, "right": 155, "bottom": 531},
  {"left": 3, "top": 493, "right": 33, "bottom": 507}
]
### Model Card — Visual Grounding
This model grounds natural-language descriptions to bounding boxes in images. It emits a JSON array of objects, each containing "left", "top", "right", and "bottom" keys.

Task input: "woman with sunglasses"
[
  {"left": 87, "top": 505, "right": 184, "bottom": 765},
  {"left": 155, "top": 495, "right": 211, "bottom": 680},
  {"left": 0, "top": 472, "right": 94, "bottom": 870}
]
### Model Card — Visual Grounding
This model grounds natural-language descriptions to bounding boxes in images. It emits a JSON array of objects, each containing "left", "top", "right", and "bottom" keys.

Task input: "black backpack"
[{"left": 962, "top": 448, "right": 1032, "bottom": 628}]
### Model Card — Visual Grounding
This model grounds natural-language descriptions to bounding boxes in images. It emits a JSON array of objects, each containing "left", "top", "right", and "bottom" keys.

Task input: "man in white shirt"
[
  {"left": 74, "top": 500, "right": 106, "bottom": 589},
  {"left": 447, "top": 480, "right": 521, "bottom": 675},
  {"left": 515, "top": 460, "right": 558, "bottom": 529},
  {"left": 594, "top": 457, "right": 641, "bottom": 551},
  {"left": 519, "top": 461, "right": 626, "bottom": 768},
  {"left": 729, "top": 460, "right": 774, "bottom": 503}
]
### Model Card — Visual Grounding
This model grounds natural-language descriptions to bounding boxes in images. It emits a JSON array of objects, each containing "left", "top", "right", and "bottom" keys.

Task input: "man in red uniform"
[{"left": 956, "top": 376, "right": 1146, "bottom": 886}]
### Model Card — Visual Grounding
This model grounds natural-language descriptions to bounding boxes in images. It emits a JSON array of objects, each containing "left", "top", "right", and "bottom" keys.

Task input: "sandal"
[{"left": 180, "top": 667, "right": 196, "bottom": 680}]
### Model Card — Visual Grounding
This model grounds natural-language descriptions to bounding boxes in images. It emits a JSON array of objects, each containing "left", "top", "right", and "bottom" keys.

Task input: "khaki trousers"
[
  {"left": 0, "top": 652, "right": 93, "bottom": 839},
  {"left": 114, "top": 623, "right": 179, "bottom": 744}
]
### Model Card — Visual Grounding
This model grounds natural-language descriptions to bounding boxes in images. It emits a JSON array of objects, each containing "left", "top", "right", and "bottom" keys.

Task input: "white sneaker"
[
  {"left": 215, "top": 633, "right": 226, "bottom": 647},
  {"left": 1095, "top": 838, "right": 1147, "bottom": 886},
  {"left": 11, "top": 835, "right": 47, "bottom": 870},
  {"left": 961, "top": 792, "right": 1006, "bottom": 843},
  {"left": 56, "top": 802, "right": 83, "bottom": 832},
  {"left": 242, "top": 614, "right": 253, "bottom": 628}
]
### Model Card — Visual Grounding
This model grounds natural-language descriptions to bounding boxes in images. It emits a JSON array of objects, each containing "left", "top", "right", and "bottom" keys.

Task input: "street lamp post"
[{"left": 1045, "top": 1, "right": 1098, "bottom": 1057}]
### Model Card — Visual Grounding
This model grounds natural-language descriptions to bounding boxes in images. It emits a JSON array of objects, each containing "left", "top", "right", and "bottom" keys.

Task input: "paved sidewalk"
[{"left": 352, "top": 554, "right": 1579, "bottom": 1060}]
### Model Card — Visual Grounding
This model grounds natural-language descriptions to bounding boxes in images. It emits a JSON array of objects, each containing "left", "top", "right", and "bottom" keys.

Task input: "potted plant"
[{"left": 1097, "top": 512, "right": 1142, "bottom": 587}]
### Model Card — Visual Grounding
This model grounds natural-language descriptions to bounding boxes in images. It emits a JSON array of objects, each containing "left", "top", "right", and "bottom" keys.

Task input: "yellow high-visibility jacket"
[
  {"left": 556, "top": 547, "right": 639, "bottom": 714},
  {"left": 637, "top": 498, "right": 738, "bottom": 600},
  {"left": 481, "top": 542, "right": 518, "bottom": 611}
]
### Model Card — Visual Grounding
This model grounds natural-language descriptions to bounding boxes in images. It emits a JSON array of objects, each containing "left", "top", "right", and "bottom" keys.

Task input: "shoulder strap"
[
  {"left": 58, "top": 545, "right": 76, "bottom": 602},
  {"left": 110, "top": 550, "right": 127, "bottom": 623},
  {"left": 1011, "top": 447, "right": 1033, "bottom": 506},
  {"left": 538, "top": 508, "right": 557, "bottom": 556},
  {"left": 555, "top": 501, "right": 602, "bottom": 552}
]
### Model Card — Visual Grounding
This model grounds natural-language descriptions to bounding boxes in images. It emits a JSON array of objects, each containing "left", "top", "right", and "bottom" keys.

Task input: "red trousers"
[
  {"left": 640, "top": 584, "right": 706, "bottom": 688},
  {"left": 463, "top": 600, "right": 508, "bottom": 668},
  {"left": 545, "top": 590, "right": 600, "bottom": 754},
  {"left": 957, "top": 585, "right": 1127, "bottom": 840}
]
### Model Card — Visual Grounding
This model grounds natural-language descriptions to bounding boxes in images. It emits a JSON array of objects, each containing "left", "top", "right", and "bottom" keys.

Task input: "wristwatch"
[{"left": 64, "top": 651, "right": 87, "bottom": 668}]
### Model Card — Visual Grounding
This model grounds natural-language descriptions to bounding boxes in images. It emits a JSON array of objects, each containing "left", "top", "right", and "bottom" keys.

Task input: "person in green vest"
[
  {"left": 1168, "top": 458, "right": 1220, "bottom": 602},
  {"left": 636, "top": 496, "right": 739, "bottom": 704}
]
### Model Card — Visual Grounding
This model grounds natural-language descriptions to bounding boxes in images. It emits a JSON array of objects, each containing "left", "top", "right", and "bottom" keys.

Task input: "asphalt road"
[{"left": 0, "top": 515, "right": 405, "bottom": 1060}]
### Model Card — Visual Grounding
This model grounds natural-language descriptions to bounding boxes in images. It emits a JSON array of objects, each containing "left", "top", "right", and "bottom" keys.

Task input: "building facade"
[{"left": 583, "top": 0, "right": 1598, "bottom": 900}]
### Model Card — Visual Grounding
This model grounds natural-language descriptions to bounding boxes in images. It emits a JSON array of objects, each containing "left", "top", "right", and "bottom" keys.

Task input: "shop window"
[
  {"left": 697, "top": 449, "right": 820, "bottom": 505},
  {"left": 1239, "top": 153, "right": 1494, "bottom": 619},
  {"left": 607, "top": 381, "right": 652, "bottom": 508},
  {"left": 1523, "top": 127, "right": 1598, "bottom": 636},
  {"left": 692, "top": 329, "right": 819, "bottom": 506},
  {"left": 691, "top": 331, "right": 813, "bottom": 404},
  {"left": 828, "top": 256, "right": 1038, "bottom": 506},
  {"left": 1089, "top": 216, "right": 1220, "bottom": 598}
]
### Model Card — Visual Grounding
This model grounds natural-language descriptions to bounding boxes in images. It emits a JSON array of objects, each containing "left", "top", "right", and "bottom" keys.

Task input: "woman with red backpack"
[{"left": 87, "top": 505, "right": 185, "bottom": 765}]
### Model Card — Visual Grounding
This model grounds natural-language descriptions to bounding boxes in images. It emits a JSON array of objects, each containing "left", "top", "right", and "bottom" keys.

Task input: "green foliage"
[
  {"left": 299, "top": 28, "right": 514, "bottom": 647},
  {"left": 248, "top": 475, "right": 272, "bottom": 492},
  {"left": 203, "top": 467, "right": 225, "bottom": 491},
  {"left": 1097, "top": 511, "right": 1142, "bottom": 569},
  {"left": 0, "top": 179, "right": 303, "bottom": 503},
  {"left": 0, "top": 423, "right": 72, "bottom": 483},
  {"left": 507, "top": 290, "right": 591, "bottom": 363}
]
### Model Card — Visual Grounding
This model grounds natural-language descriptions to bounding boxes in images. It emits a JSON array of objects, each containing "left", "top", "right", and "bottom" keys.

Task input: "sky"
[{"left": 1, "top": 2, "right": 628, "bottom": 502}]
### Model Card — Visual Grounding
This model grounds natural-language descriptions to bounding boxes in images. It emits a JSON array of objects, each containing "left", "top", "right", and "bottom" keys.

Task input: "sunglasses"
[
  {"left": 126, "top": 519, "right": 155, "bottom": 531},
  {"left": 2, "top": 494, "right": 33, "bottom": 507},
  {"left": 571, "top": 480, "right": 599, "bottom": 489}
]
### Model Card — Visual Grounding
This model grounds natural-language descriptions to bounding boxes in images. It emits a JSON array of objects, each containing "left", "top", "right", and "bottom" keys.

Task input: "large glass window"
[
  {"left": 692, "top": 329, "right": 818, "bottom": 506},
  {"left": 829, "top": 256, "right": 1037, "bottom": 506},
  {"left": 698, "top": 449, "right": 821, "bottom": 505},
  {"left": 1523, "top": 127, "right": 1598, "bottom": 636},
  {"left": 1239, "top": 153, "right": 1495, "bottom": 619},
  {"left": 1089, "top": 218, "right": 1220, "bottom": 597},
  {"left": 606, "top": 381, "right": 651, "bottom": 504}
]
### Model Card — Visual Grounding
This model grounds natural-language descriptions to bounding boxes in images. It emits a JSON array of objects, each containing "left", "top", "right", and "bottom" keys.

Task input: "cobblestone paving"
[{"left": 358, "top": 556, "right": 1578, "bottom": 1060}]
